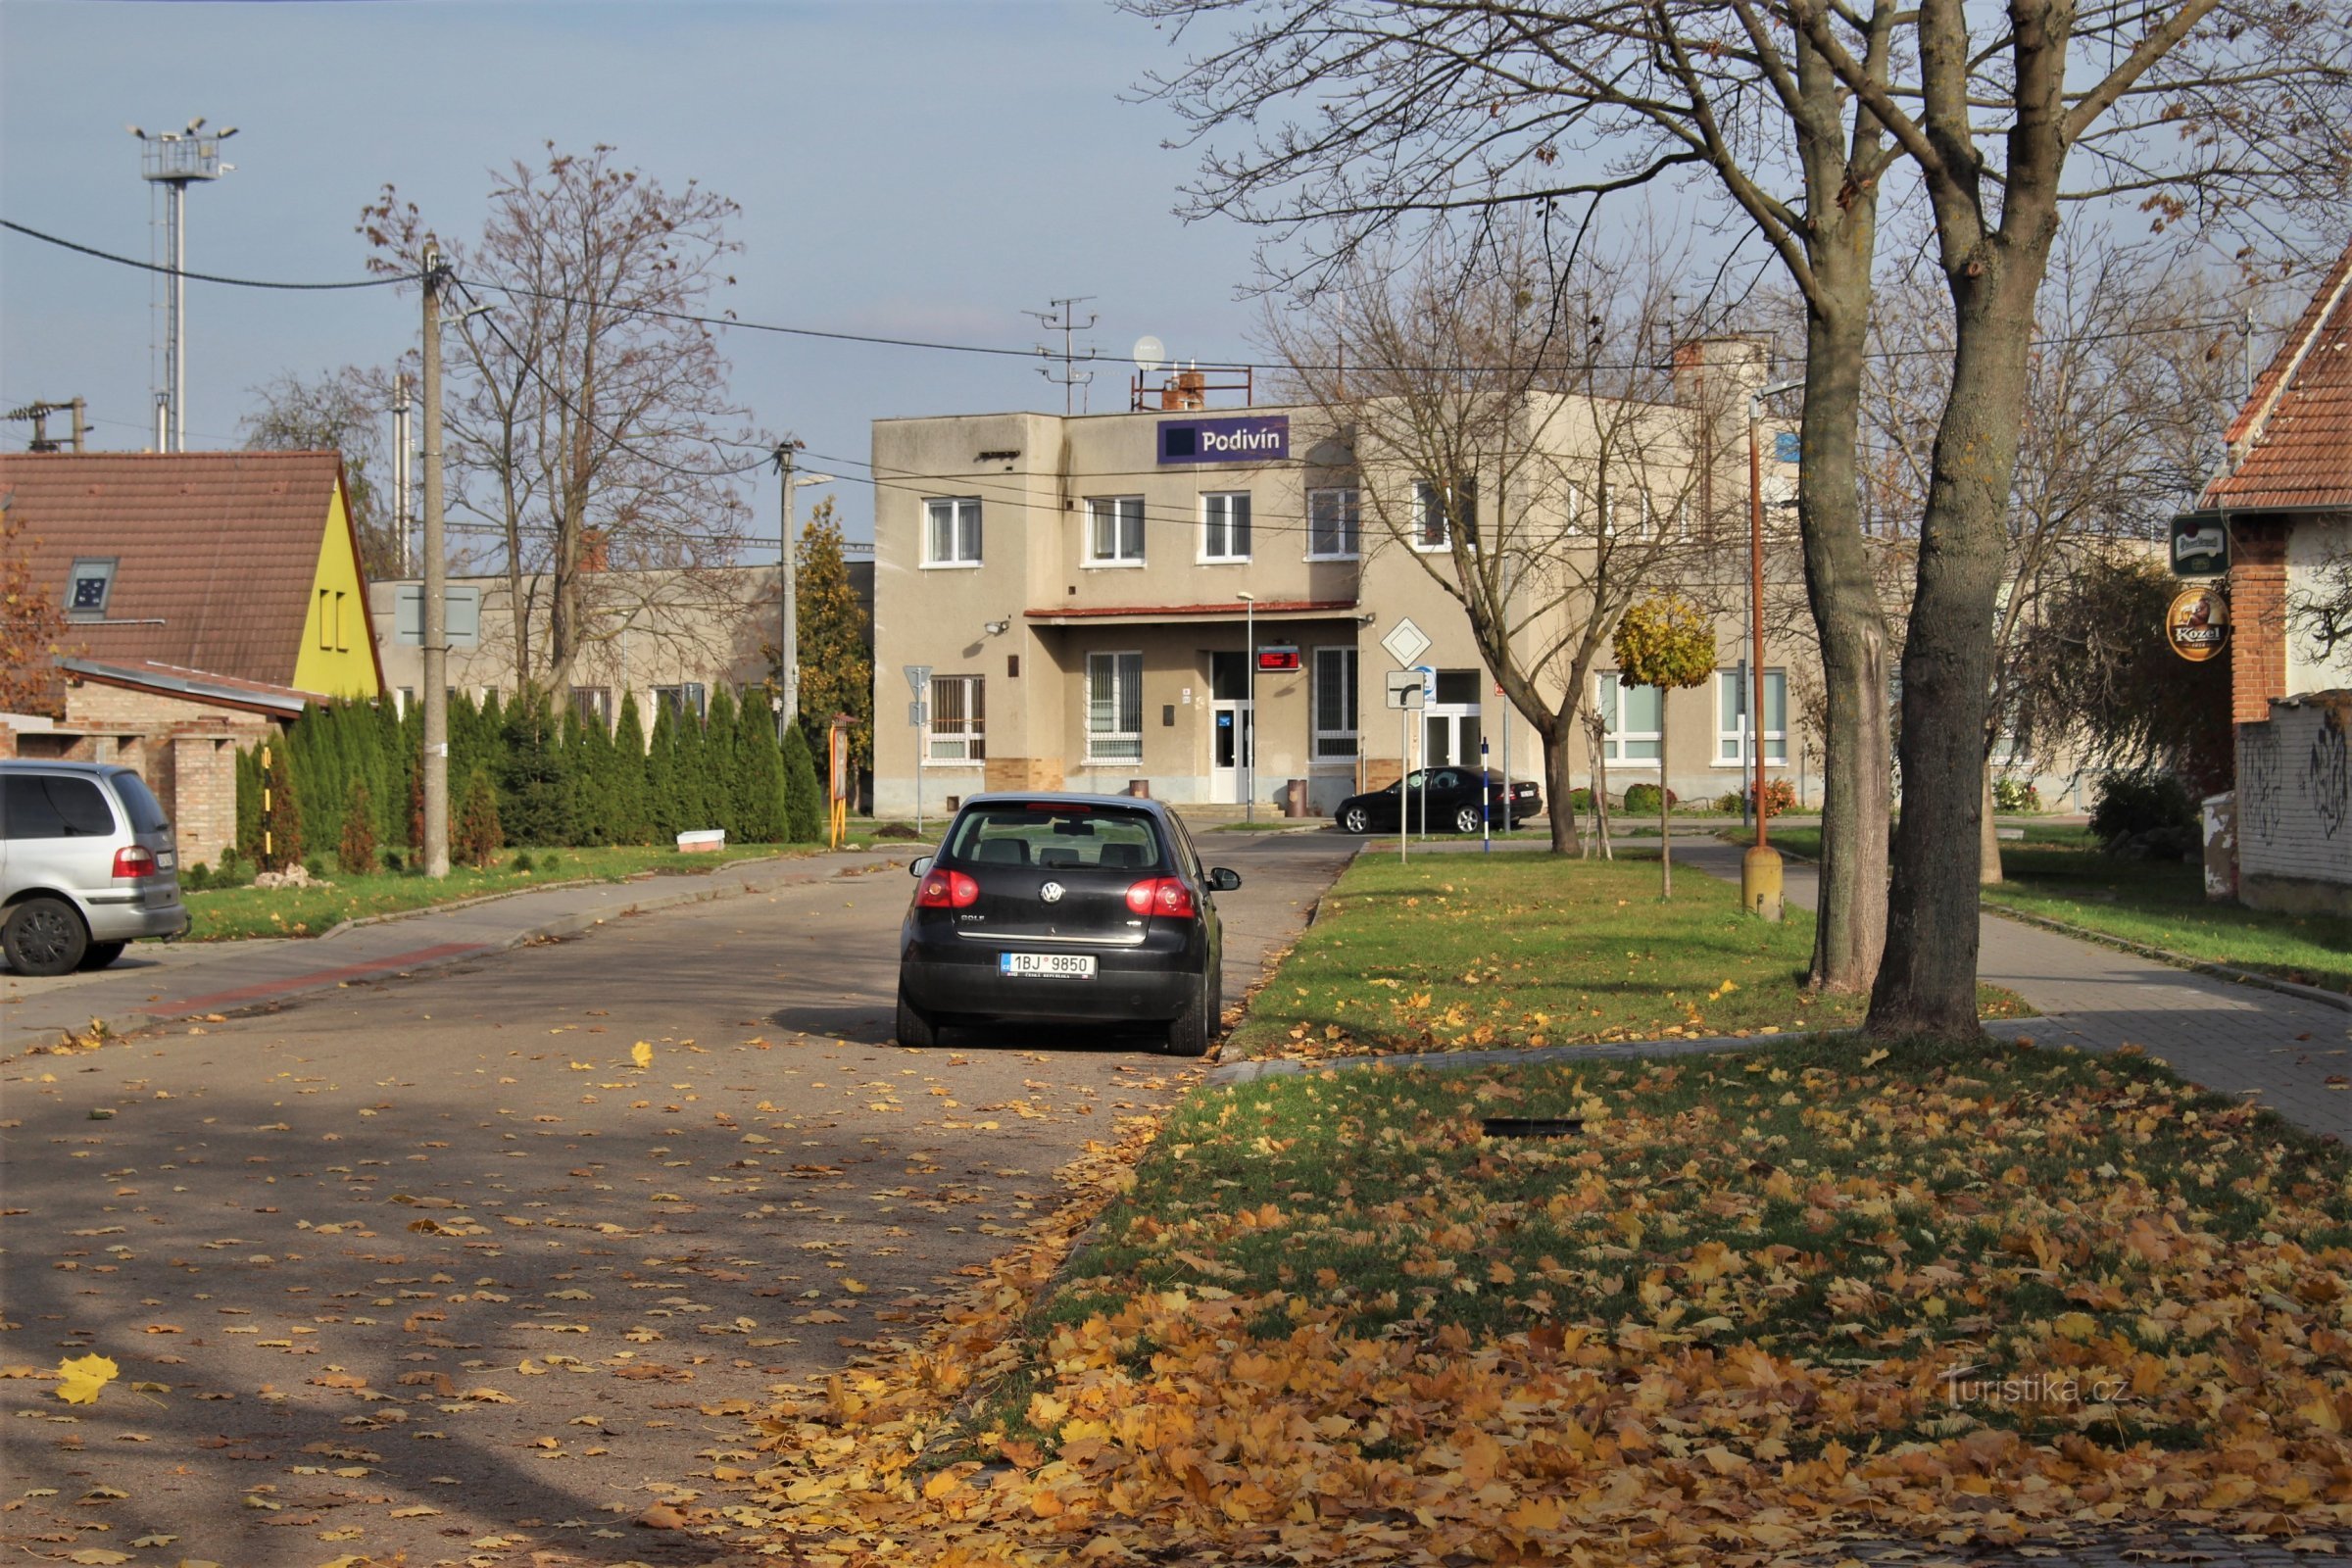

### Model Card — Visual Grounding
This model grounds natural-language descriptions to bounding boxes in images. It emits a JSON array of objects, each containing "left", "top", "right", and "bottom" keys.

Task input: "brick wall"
[
  {"left": 2230, "top": 519, "right": 2291, "bottom": 724},
  {"left": 56, "top": 680, "right": 276, "bottom": 870},
  {"left": 2236, "top": 692, "right": 2352, "bottom": 915}
]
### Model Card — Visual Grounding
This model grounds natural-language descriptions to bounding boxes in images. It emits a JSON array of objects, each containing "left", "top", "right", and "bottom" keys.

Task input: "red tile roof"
[
  {"left": 0, "top": 451, "right": 356, "bottom": 690},
  {"left": 1025, "top": 598, "right": 1359, "bottom": 621},
  {"left": 2203, "top": 240, "right": 2352, "bottom": 513}
]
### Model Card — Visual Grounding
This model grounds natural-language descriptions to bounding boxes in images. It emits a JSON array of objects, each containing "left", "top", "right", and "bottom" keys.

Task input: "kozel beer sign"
[{"left": 2165, "top": 585, "right": 2229, "bottom": 662}]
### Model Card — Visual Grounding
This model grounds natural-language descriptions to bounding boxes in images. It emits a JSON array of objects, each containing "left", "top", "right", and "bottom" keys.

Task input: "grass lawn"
[
  {"left": 182, "top": 842, "right": 822, "bottom": 940},
  {"left": 1224, "top": 852, "right": 2026, "bottom": 1061},
  {"left": 1756, "top": 823, "right": 2352, "bottom": 996},
  {"left": 753, "top": 1035, "right": 2352, "bottom": 1559}
]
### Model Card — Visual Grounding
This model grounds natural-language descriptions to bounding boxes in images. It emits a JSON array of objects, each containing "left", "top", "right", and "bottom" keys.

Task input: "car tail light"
[
  {"left": 1124, "top": 876, "right": 1197, "bottom": 919},
  {"left": 111, "top": 846, "right": 158, "bottom": 879},
  {"left": 915, "top": 869, "right": 980, "bottom": 908}
]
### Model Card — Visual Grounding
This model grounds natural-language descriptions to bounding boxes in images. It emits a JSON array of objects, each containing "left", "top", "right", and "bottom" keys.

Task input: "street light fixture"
[
  {"left": 1237, "top": 593, "right": 1256, "bottom": 823},
  {"left": 1743, "top": 378, "right": 1803, "bottom": 921}
]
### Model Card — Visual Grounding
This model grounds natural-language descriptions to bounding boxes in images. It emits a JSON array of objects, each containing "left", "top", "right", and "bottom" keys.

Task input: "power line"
[
  {"left": 4, "top": 215, "right": 2252, "bottom": 375},
  {"left": 0, "top": 218, "right": 415, "bottom": 291}
]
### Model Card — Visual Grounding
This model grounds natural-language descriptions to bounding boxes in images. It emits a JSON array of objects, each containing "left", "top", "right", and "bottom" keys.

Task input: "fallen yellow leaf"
[{"left": 55, "top": 1352, "right": 119, "bottom": 1405}]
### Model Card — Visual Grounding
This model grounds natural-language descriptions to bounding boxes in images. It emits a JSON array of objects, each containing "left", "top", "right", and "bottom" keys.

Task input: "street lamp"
[
  {"left": 773, "top": 441, "right": 835, "bottom": 738},
  {"left": 1237, "top": 592, "right": 1256, "bottom": 823},
  {"left": 1743, "top": 378, "right": 1803, "bottom": 921}
]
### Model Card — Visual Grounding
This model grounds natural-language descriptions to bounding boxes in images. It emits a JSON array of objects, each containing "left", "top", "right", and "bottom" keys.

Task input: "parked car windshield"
[
  {"left": 112, "top": 772, "right": 171, "bottom": 834},
  {"left": 943, "top": 805, "right": 1165, "bottom": 871}
]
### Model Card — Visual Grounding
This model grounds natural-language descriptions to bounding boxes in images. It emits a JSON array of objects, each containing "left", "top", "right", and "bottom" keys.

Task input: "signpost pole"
[
  {"left": 1481, "top": 734, "right": 1492, "bottom": 853},
  {"left": 1400, "top": 705, "right": 1410, "bottom": 866},
  {"left": 904, "top": 665, "right": 933, "bottom": 839}
]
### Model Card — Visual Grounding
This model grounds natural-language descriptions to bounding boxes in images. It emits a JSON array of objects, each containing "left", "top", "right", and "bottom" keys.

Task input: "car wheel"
[
  {"left": 894, "top": 985, "right": 939, "bottom": 1050},
  {"left": 77, "top": 942, "right": 128, "bottom": 972},
  {"left": 1163, "top": 972, "right": 1215, "bottom": 1058},
  {"left": 4, "top": 897, "right": 88, "bottom": 978},
  {"left": 1453, "top": 805, "right": 1482, "bottom": 834},
  {"left": 1340, "top": 805, "right": 1371, "bottom": 834}
]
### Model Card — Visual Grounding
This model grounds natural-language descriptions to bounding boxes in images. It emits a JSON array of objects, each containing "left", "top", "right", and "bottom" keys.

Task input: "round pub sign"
[{"left": 2165, "top": 585, "right": 2229, "bottom": 662}]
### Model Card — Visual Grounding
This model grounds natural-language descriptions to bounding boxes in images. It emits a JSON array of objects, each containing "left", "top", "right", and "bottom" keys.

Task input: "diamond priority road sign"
[{"left": 1379, "top": 616, "right": 1431, "bottom": 668}]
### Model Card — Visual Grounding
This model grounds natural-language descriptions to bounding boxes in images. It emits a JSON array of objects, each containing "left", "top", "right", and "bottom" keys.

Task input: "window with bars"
[
  {"left": 1312, "top": 647, "right": 1358, "bottom": 759},
  {"left": 1086, "top": 496, "right": 1145, "bottom": 564},
  {"left": 1200, "top": 493, "right": 1250, "bottom": 561},
  {"left": 1307, "top": 488, "right": 1359, "bottom": 559},
  {"left": 924, "top": 497, "right": 983, "bottom": 565},
  {"left": 1715, "top": 670, "right": 1788, "bottom": 762},
  {"left": 1086, "top": 652, "right": 1144, "bottom": 761},
  {"left": 1596, "top": 672, "right": 1662, "bottom": 764},
  {"left": 570, "top": 686, "right": 613, "bottom": 731},
  {"left": 653, "top": 683, "right": 708, "bottom": 722},
  {"left": 927, "top": 675, "right": 986, "bottom": 762}
]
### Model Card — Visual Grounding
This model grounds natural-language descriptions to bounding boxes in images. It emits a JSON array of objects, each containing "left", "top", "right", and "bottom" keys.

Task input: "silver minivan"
[{"left": 0, "top": 760, "right": 190, "bottom": 976}]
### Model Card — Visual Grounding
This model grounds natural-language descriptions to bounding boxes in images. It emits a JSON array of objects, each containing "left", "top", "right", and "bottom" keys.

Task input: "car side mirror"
[
  {"left": 909, "top": 855, "right": 933, "bottom": 878},
  {"left": 1207, "top": 867, "right": 1242, "bottom": 893}
]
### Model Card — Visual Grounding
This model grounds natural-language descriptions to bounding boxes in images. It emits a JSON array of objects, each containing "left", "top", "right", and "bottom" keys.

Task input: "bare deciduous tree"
[
  {"left": 240, "top": 365, "right": 403, "bottom": 581},
  {"left": 1271, "top": 233, "right": 1744, "bottom": 854},
  {"left": 361, "top": 143, "right": 766, "bottom": 696}
]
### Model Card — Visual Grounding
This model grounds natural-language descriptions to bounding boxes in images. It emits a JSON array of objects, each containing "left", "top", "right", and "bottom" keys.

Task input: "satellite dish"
[{"left": 1132, "top": 335, "right": 1165, "bottom": 375}]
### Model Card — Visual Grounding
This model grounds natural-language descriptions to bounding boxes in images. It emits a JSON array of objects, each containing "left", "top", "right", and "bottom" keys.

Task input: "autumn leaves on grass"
[
  {"left": 750, "top": 1037, "right": 2352, "bottom": 1562},
  {"left": 1226, "top": 855, "right": 2026, "bottom": 1062}
]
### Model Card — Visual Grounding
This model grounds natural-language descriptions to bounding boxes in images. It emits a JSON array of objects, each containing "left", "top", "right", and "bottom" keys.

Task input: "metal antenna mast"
[
  {"left": 1025, "top": 296, "right": 1098, "bottom": 416},
  {"left": 131, "top": 118, "right": 237, "bottom": 452}
]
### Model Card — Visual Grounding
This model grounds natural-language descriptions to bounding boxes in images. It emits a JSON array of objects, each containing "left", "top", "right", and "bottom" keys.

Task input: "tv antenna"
[{"left": 1025, "top": 295, "right": 1098, "bottom": 416}]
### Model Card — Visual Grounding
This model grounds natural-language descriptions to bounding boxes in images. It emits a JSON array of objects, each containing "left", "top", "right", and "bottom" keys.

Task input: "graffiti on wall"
[
  {"left": 2311, "top": 708, "right": 2348, "bottom": 841},
  {"left": 2242, "top": 725, "right": 2283, "bottom": 846}
]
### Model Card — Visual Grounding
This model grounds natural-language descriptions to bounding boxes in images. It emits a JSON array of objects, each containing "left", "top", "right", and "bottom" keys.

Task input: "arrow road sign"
[{"left": 1385, "top": 670, "right": 1427, "bottom": 710}]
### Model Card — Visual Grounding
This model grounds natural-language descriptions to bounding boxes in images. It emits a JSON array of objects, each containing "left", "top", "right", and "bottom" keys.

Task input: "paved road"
[{"left": 0, "top": 830, "right": 1355, "bottom": 1567}]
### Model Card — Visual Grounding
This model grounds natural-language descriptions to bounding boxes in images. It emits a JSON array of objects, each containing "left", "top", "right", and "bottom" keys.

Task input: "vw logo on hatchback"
[{"left": 1040, "top": 881, "right": 1065, "bottom": 904}]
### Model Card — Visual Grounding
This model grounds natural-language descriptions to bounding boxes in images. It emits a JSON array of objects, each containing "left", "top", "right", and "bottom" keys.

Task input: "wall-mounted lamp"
[{"left": 984, "top": 617, "right": 1011, "bottom": 637}]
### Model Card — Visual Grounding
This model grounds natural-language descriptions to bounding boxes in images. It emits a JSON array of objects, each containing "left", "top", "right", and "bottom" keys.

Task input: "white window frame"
[
  {"left": 1200, "top": 493, "right": 1251, "bottom": 563},
  {"left": 1595, "top": 671, "right": 1662, "bottom": 767},
  {"left": 1084, "top": 496, "right": 1145, "bottom": 567},
  {"left": 1085, "top": 651, "right": 1145, "bottom": 762},
  {"left": 923, "top": 496, "right": 983, "bottom": 567},
  {"left": 1312, "top": 646, "right": 1359, "bottom": 760},
  {"left": 1306, "top": 487, "right": 1360, "bottom": 560},
  {"left": 926, "top": 674, "right": 987, "bottom": 764},
  {"left": 1713, "top": 669, "right": 1788, "bottom": 765}
]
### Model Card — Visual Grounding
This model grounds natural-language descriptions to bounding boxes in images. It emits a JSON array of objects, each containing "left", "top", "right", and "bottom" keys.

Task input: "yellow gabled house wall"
[{"left": 290, "top": 475, "right": 385, "bottom": 699}]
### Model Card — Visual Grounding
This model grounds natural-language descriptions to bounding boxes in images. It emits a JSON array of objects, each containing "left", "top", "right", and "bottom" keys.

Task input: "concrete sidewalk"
[
  {"left": 1678, "top": 842, "right": 2352, "bottom": 1139},
  {"left": 0, "top": 844, "right": 928, "bottom": 1051}
]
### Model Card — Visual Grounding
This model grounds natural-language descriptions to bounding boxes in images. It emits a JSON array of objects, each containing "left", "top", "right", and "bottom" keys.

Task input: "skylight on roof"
[{"left": 68, "top": 559, "right": 116, "bottom": 621}]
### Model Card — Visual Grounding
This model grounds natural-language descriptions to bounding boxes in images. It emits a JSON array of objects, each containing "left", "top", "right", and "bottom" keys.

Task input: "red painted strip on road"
[{"left": 146, "top": 942, "right": 496, "bottom": 1017}]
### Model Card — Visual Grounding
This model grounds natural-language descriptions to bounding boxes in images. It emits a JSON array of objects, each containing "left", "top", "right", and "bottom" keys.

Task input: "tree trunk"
[
  {"left": 1867, "top": 239, "right": 2053, "bottom": 1042},
  {"left": 1658, "top": 693, "right": 1673, "bottom": 899},
  {"left": 1795, "top": 247, "right": 1891, "bottom": 995},
  {"left": 1980, "top": 761, "right": 2004, "bottom": 884},
  {"left": 1543, "top": 722, "right": 1582, "bottom": 855}
]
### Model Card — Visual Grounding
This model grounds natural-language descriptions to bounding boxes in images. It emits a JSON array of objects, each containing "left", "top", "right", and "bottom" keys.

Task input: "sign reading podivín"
[
  {"left": 2165, "top": 585, "right": 2229, "bottom": 662},
  {"left": 1157, "top": 415, "right": 1289, "bottom": 465}
]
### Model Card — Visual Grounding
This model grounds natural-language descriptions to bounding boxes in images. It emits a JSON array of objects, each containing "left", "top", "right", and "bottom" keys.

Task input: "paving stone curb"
[{"left": 1980, "top": 901, "right": 2352, "bottom": 1015}]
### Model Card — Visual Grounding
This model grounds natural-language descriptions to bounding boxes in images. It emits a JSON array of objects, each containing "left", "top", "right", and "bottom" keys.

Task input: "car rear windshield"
[
  {"left": 111, "top": 772, "right": 171, "bottom": 833},
  {"left": 3, "top": 774, "right": 117, "bottom": 839},
  {"left": 943, "top": 804, "right": 1165, "bottom": 872}
]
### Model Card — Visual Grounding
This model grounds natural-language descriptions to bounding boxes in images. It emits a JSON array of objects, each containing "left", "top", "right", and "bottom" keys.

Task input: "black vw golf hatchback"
[{"left": 895, "top": 794, "right": 1241, "bottom": 1056}]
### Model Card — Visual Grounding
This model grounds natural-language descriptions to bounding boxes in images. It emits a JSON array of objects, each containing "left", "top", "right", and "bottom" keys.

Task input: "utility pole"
[
  {"left": 776, "top": 442, "right": 799, "bottom": 737},
  {"left": 391, "top": 373, "right": 413, "bottom": 577},
  {"left": 420, "top": 244, "right": 451, "bottom": 879},
  {"left": 1026, "top": 295, "right": 1098, "bottom": 416},
  {"left": 4, "top": 399, "right": 88, "bottom": 453}
]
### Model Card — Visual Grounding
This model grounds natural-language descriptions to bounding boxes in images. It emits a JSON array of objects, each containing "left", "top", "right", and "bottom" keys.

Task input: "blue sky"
[{"left": 0, "top": 0, "right": 1270, "bottom": 547}]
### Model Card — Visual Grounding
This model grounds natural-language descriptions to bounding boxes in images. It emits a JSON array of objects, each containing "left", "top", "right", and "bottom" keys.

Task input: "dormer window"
[{"left": 68, "top": 559, "right": 116, "bottom": 621}]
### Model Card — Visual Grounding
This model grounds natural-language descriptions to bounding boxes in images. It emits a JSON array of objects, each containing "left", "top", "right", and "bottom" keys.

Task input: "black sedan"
[
  {"left": 896, "top": 793, "right": 1242, "bottom": 1056},
  {"left": 1333, "top": 768, "right": 1542, "bottom": 836}
]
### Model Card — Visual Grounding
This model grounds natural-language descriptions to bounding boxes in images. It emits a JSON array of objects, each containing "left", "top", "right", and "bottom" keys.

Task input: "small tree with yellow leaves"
[{"left": 1611, "top": 596, "right": 1715, "bottom": 899}]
